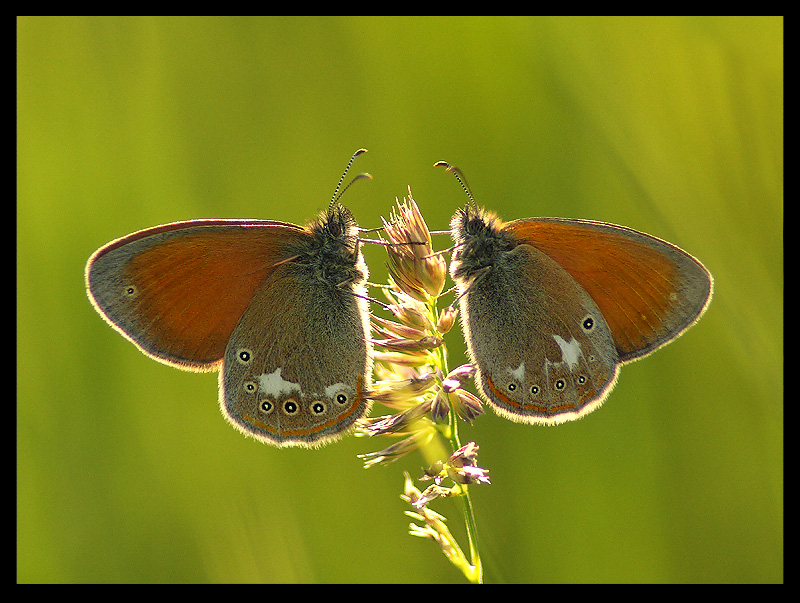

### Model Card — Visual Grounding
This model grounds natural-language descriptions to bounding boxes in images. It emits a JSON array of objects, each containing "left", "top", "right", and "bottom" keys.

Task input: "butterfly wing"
[
  {"left": 456, "top": 235, "right": 621, "bottom": 424},
  {"left": 504, "top": 218, "right": 713, "bottom": 361},
  {"left": 85, "top": 219, "right": 307, "bottom": 370},
  {"left": 220, "top": 255, "right": 372, "bottom": 447}
]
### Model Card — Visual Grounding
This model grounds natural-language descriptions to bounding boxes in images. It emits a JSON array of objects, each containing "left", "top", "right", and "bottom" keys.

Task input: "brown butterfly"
[
  {"left": 86, "top": 150, "right": 373, "bottom": 447},
  {"left": 440, "top": 162, "right": 713, "bottom": 424}
]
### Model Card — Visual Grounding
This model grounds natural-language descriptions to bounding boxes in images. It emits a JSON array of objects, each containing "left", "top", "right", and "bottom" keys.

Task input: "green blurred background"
[{"left": 18, "top": 17, "right": 782, "bottom": 583}]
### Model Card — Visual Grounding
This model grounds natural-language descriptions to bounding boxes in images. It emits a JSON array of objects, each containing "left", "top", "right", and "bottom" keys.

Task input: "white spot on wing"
[
  {"left": 507, "top": 362, "right": 525, "bottom": 381},
  {"left": 325, "top": 382, "right": 349, "bottom": 398},
  {"left": 258, "top": 368, "right": 301, "bottom": 397},
  {"left": 552, "top": 335, "right": 581, "bottom": 370}
]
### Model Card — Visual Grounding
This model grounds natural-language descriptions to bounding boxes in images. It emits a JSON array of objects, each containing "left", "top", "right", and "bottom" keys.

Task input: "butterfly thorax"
[
  {"left": 450, "top": 206, "right": 518, "bottom": 281},
  {"left": 295, "top": 204, "right": 365, "bottom": 288}
]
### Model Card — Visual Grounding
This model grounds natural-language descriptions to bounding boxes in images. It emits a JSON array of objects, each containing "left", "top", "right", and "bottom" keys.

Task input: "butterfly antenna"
[
  {"left": 434, "top": 161, "right": 478, "bottom": 210},
  {"left": 330, "top": 148, "right": 370, "bottom": 210},
  {"left": 335, "top": 172, "right": 373, "bottom": 206}
]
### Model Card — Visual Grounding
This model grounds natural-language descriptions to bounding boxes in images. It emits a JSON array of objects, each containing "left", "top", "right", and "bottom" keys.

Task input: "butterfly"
[
  {"left": 85, "top": 150, "right": 374, "bottom": 447},
  {"left": 439, "top": 162, "right": 713, "bottom": 425}
]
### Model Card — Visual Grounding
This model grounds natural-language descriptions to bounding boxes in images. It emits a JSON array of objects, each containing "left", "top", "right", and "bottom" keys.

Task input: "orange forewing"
[
  {"left": 88, "top": 220, "right": 308, "bottom": 369},
  {"left": 504, "top": 218, "right": 695, "bottom": 360}
]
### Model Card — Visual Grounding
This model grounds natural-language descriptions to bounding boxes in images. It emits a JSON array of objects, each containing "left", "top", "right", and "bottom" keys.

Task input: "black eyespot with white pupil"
[
  {"left": 236, "top": 348, "right": 253, "bottom": 365},
  {"left": 335, "top": 392, "right": 349, "bottom": 405},
  {"left": 577, "top": 375, "right": 587, "bottom": 385},
  {"left": 283, "top": 400, "right": 298, "bottom": 414},
  {"left": 243, "top": 381, "right": 257, "bottom": 394},
  {"left": 530, "top": 385, "right": 540, "bottom": 396},
  {"left": 582, "top": 316, "right": 595, "bottom": 331},
  {"left": 260, "top": 400, "right": 274, "bottom": 413},
  {"left": 555, "top": 379, "right": 566, "bottom": 390},
  {"left": 312, "top": 401, "right": 327, "bottom": 415},
  {"left": 507, "top": 383, "right": 517, "bottom": 392}
]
